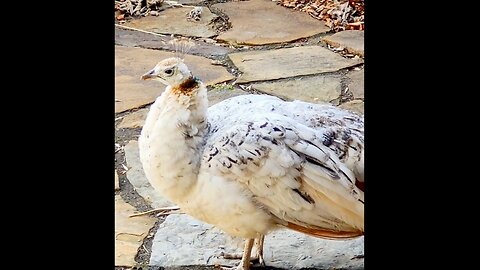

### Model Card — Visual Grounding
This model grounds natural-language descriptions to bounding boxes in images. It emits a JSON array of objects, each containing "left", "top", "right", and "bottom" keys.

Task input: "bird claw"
[
  {"left": 216, "top": 261, "right": 249, "bottom": 270},
  {"left": 220, "top": 251, "right": 243, "bottom": 260},
  {"left": 257, "top": 254, "right": 265, "bottom": 267},
  {"left": 220, "top": 252, "right": 264, "bottom": 267},
  {"left": 220, "top": 252, "right": 261, "bottom": 263},
  {"left": 253, "top": 235, "right": 265, "bottom": 266},
  {"left": 221, "top": 235, "right": 265, "bottom": 268}
]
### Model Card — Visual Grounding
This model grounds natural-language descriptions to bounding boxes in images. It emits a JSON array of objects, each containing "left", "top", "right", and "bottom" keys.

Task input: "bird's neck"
[{"left": 139, "top": 79, "right": 209, "bottom": 203}]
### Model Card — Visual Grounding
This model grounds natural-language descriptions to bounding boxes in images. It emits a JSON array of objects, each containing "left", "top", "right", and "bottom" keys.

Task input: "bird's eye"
[{"left": 164, "top": 69, "right": 174, "bottom": 75}]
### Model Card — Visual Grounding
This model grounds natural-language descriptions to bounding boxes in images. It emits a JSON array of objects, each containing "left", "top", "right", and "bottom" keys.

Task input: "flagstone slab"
[
  {"left": 253, "top": 75, "right": 342, "bottom": 105},
  {"left": 115, "top": 26, "right": 233, "bottom": 58},
  {"left": 207, "top": 87, "right": 249, "bottom": 106},
  {"left": 214, "top": 0, "right": 329, "bottom": 45},
  {"left": 229, "top": 46, "right": 363, "bottom": 83},
  {"left": 118, "top": 108, "right": 149, "bottom": 129},
  {"left": 322, "top": 30, "right": 364, "bottom": 57},
  {"left": 339, "top": 100, "right": 364, "bottom": 115},
  {"left": 115, "top": 195, "right": 156, "bottom": 266},
  {"left": 347, "top": 68, "right": 364, "bottom": 99},
  {"left": 123, "top": 7, "right": 218, "bottom": 38}
]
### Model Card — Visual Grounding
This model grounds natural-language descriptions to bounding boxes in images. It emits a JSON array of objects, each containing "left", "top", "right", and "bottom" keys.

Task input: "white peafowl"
[{"left": 138, "top": 56, "right": 364, "bottom": 270}]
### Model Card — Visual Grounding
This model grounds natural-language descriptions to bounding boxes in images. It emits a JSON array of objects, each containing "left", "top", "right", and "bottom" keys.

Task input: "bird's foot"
[
  {"left": 220, "top": 252, "right": 261, "bottom": 264},
  {"left": 220, "top": 251, "right": 243, "bottom": 260},
  {"left": 219, "top": 238, "right": 255, "bottom": 270},
  {"left": 253, "top": 235, "right": 265, "bottom": 267},
  {"left": 221, "top": 235, "right": 265, "bottom": 267},
  {"left": 217, "top": 261, "right": 249, "bottom": 270},
  {"left": 252, "top": 249, "right": 265, "bottom": 267}
]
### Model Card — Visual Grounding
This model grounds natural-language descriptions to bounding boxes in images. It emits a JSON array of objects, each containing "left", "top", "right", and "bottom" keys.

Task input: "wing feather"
[{"left": 203, "top": 98, "right": 364, "bottom": 233}]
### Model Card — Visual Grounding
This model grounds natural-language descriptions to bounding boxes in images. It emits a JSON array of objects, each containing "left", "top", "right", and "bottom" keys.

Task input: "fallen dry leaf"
[{"left": 278, "top": 0, "right": 364, "bottom": 32}]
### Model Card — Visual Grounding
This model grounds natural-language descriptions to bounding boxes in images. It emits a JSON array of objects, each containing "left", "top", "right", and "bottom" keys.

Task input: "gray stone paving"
[
  {"left": 228, "top": 46, "right": 363, "bottom": 83},
  {"left": 150, "top": 214, "right": 364, "bottom": 269},
  {"left": 123, "top": 7, "right": 219, "bottom": 38},
  {"left": 115, "top": 195, "right": 156, "bottom": 266},
  {"left": 322, "top": 30, "right": 365, "bottom": 57},
  {"left": 339, "top": 100, "right": 364, "bottom": 114},
  {"left": 213, "top": 0, "right": 329, "bottom": 45},
  {"left": 207, "top": 87, "right": 249, "bottom": 106},
  {"left": 252, "top": 75, "right": 343, "bottom": 105},
  {"left": 347, "top": 68, "right": 364, "bottom": 99},
  {"left": 115, "top": 26, "right": 233, "bottom": 58},
  {"left": 118, "top": 108, "right": 149, "bottom": 129},
  {"left": 115, "top": 46, "right": 165, "bottom": 113},
  {"left": 115, "top": 2, "right": 364, "bottom": 268}
]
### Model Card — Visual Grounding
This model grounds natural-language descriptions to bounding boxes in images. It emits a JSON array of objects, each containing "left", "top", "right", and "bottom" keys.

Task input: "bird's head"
[{"left": 141, "top": 57, "right": 192, "bottom": 87}]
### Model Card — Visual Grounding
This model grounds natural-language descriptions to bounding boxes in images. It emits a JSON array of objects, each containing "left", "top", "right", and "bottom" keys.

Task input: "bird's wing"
[{"left": 202, "top": 113, "right": 364, "bottom": 237}]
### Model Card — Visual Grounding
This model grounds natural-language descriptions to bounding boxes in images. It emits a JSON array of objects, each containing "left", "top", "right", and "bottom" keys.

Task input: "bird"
[{"left": 138, "top": 57, "right": 364, "bottom": 270}]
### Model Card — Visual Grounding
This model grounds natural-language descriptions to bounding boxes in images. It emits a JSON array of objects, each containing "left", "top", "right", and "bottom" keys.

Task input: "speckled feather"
[{"left": 202, "top": 95, "right": 364, "bottom": 234}]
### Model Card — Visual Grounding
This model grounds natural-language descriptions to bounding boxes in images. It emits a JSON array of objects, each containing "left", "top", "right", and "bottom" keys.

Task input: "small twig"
[
  {"left": 115, "top": 232, "right": 144, "bottom": 238},
  {"left": 214, "top": 263, "right": 235, "bottom": 269},
  {"left": 121, "top": 164, "right": 129, "bottom": 172},
  {"left": 141, "top": 244, "right": 149, "bottom": 253},
  {"left": 115, "top": 24, "right": 167, "bottom": 38},
  {"left": 157, "top": 210, "right": 183, "bottom": 217},
  {"left": 129, "top": 206, "right": 180, "bottom": 217}
]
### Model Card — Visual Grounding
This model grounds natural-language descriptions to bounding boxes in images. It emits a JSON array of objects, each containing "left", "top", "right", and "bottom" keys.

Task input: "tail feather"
[{"left": 285, "top": 222, "right": 363, "bottom": 240}]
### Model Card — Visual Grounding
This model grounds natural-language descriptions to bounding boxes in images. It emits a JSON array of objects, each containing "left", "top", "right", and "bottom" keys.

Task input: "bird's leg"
[
  {"left": 220, "top": 238, "right": 254, "bottom": 270},
  {"left": 252, "top": 235, "right": 265, "bottom": 266},
  {"left": 238, "top": 238, "right": 255, "bottom": 270}
]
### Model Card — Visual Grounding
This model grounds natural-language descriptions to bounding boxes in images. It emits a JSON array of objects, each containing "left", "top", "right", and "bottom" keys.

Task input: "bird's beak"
[{"left": 141, "top": 67, "right": 158, "bottom": 80}]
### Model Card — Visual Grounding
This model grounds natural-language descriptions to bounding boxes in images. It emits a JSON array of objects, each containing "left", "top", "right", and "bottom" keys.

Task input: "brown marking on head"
[
  {"left": 355, "top": 179, "right": 365, "bottom": 192},
  {"left": 171, "top": 76, "right": 199, "bottom": 96}
]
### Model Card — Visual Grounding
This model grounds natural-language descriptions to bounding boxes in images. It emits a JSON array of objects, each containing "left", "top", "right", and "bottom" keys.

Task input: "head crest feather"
[{"left": 169, "top": 37, "right": 195, "bottom": 60}]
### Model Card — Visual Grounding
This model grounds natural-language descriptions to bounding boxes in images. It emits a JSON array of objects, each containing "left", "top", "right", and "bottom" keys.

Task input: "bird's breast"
[{"left": 179, "top": 172, "right": 276, "bottom": 238}]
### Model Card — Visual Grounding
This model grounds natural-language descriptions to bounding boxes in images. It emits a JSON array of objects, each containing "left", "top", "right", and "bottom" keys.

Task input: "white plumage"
[{"left": 139, "top": 57, "right": 364, "bottom": 270}]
